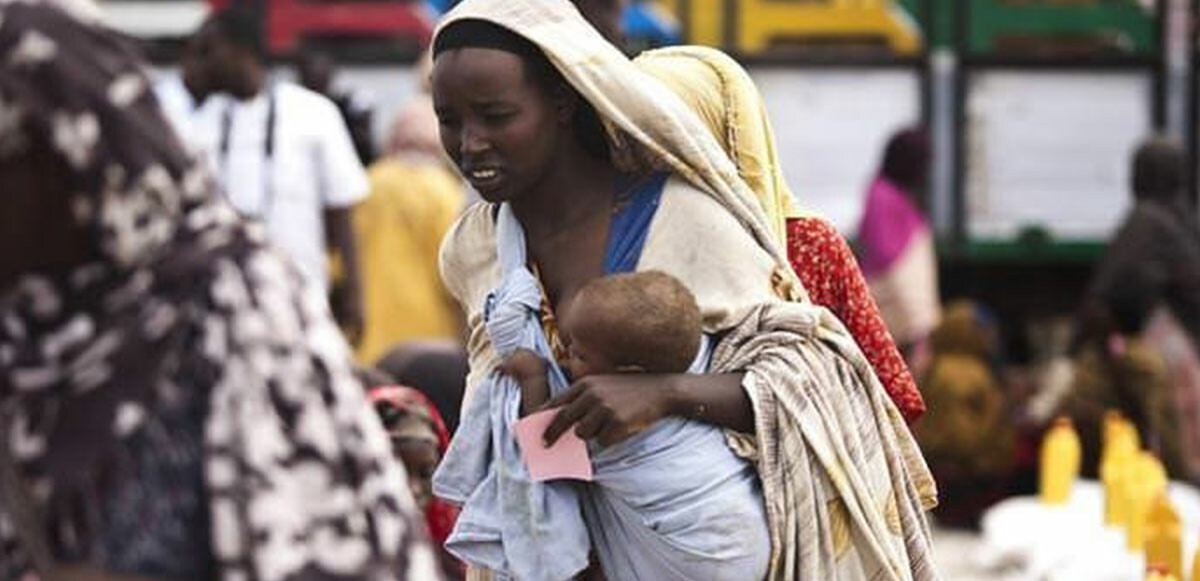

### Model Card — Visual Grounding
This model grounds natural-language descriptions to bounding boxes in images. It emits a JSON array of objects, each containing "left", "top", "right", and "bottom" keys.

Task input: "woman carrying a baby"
[{"left": 431, "top": 2, "right": 941, "bottom": 580}]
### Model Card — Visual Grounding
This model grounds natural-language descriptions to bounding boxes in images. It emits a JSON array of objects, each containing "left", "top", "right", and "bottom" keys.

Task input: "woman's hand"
[
  {"left": 542, "top": 372, "right": 754, "bottom": 447},
  {"left": 540, "top": 374, "right": 678, "bottom": 448}
]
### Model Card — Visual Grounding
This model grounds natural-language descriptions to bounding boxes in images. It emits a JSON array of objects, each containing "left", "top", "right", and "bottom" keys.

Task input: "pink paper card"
[{"left": 514, "top": 408, "right": 593, "bottom": 482}]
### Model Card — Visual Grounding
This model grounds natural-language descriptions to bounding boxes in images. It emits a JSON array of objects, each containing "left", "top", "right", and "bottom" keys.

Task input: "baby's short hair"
[{"left": 573, "top": 271, "right": 702, "bottom": 373}]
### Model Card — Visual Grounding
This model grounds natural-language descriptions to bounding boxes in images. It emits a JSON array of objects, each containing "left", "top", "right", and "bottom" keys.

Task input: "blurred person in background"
[
  {"left": 376, "top": 340, "right": 470, "bottom": 434},
  {"left": 856, "top": 127, "right": 941, "bottom": 374},
  {"left": 154, "top": 31, "right": 213, "bottom": 152},
  {"left": 1085, "top": 137, "right": 1200, "bottom": 352},
  {"left": 297, "top": 49, "right": 378, "bottom": 165},
  {"left": 370, "top": 386, "right": 465, "bottom": 581},
  {"left": 1065, "top": 136, "right": 1200, "bottom": 481},
  {"left": 1064, "top": 283, "right": 1182, "bottom": 479},
  {"left": 353, "top": 56, "right": 465, "bottom": 365},
  {"left": 915, "top": 301, "right": 1017, "bottom": 527},
  {"left": 633, "top": 46, "right": 925, "bottom": 422},
  {"left": 191, "top": 5, "right": 369, "bottom": 344},
  {"left": 0, "top": 1, "right": 439, "bottom": 578}
]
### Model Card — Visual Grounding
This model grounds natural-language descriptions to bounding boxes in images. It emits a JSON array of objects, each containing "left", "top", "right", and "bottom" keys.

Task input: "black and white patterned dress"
[{"left": 0, "top": 1, "right": 440, "bottom": 579}]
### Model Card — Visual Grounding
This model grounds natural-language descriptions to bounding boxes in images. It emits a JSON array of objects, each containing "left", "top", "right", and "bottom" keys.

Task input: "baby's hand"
[
  {"left": 500, "top": 349, "right": 551, "bottom": 416},
  {"left": 501, "top": 349, "right": 549, "bottom": 377}
]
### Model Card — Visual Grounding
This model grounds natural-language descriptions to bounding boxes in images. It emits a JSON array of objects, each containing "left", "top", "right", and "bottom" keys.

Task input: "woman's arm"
[{"left": 541, "top": 372, "right": 752, "bottom": 447}]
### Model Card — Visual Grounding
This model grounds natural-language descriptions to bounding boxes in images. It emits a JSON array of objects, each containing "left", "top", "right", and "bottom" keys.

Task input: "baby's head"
[{"left": 561, "top": 271, "right": 702, "bottom": 378}]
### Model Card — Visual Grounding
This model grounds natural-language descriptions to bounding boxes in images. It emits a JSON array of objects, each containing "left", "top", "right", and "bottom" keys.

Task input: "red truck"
[{"left": 204, "top": 0, "right": 433, "bottom": 55}]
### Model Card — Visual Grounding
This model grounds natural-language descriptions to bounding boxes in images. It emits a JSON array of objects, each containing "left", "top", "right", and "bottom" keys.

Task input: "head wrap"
[
  {"left": 433, "top": 18, "right": 546, "bottom": 63},
  {"left": 881, "top": 126, "right": 930, "bottom": 189},
  {"left": 1133, "top": 136, "right": 1187, "bottom": 203},
  {"left": 370, "top": 386, "right": 450, "bottom": 452}
]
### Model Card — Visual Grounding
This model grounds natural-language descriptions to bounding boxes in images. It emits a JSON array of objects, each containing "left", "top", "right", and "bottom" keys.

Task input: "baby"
[
  {"left": 501, "top": 271, "right": 770, "bottom": 581},
  {"left": 503, "top": 270, "right": 703, "bottom": 414}
]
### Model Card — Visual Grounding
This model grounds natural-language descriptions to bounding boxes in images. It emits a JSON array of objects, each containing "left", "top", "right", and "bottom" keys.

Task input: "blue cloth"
[
  {"left": 605, "top": 173, "right": 667, "bottom": 275},
  {"left": 623, "top": 2, "right": 684, "bottom": 46},
  {"left": 433, "top": 203, "right": 589, "bottom": 581},
  {"left": 434, "top": 174, "right": 770, "bottom": 581},
  {"left": 582, "top": 342, "right": 771, "bottom": 581}
]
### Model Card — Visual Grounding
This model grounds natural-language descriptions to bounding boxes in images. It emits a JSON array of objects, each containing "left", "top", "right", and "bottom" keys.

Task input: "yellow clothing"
[
  {"left": 355, "top": 157, "right": 464, "bottom": 363},
  {"left": 917, "top": 354, "right": 1014, "bottom": 478}
]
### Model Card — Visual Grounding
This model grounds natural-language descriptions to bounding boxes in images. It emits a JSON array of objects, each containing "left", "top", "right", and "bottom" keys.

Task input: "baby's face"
[
  {"left": 565, "top": 335, "right": 614, "bottom": 379},
  {"left": 561, "top": 296, "right": 620, "bottom": 379}
]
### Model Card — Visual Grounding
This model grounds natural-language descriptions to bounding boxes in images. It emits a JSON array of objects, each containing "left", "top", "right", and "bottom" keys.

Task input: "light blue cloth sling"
[{"left": 433, "top": 175, "right": 769, "bottom": 581}]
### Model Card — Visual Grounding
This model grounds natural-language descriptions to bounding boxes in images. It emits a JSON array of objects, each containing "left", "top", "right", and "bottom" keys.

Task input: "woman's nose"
[{"left": 460, "top": 124, "right": 490, "bottom": 156}]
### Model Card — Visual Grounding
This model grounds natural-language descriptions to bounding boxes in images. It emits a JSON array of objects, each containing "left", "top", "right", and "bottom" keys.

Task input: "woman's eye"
[{"left": 483, "top": 112, "right": 514, "bottom": 125}]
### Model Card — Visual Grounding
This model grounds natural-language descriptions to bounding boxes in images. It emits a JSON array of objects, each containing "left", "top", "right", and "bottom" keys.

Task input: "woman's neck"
[{"left": 511, "top": 148, "right": 616, "bottom": 243}]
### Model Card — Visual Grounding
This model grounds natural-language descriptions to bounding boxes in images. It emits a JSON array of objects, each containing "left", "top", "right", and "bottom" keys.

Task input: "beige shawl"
[{"left": 435, "top": 1, "right": 938, "bottom": 579}]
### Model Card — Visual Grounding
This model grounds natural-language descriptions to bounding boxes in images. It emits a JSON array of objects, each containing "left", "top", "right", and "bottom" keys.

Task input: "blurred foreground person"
[
  {"left": 191, "top": 6, "right": 369, "bottom": 344},
  {"left": 1068, "top": 137, "right": 1200, "bottom": 480},
  {"left": 915, "top": 301, "right": 1016, "bottom": 527},
  {"left": 857, "top": 128, "right": 941, "bottom": 373},
  {"left": 371, "top": 387, "right": 465, "bottom": 581},
  {"left": 0, "top": 2, "right": 438, "bottom": 578},
  {"left": 354, "top": 83, "right": 464, "bottom": 364},
  {"left": 633, "top": 46, "right": 925, "bottom": 422}
]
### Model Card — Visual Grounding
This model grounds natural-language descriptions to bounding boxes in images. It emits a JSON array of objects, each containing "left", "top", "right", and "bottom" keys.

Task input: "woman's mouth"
[{"left": 466, "top": 167, "right": 505, "bottom": 193}]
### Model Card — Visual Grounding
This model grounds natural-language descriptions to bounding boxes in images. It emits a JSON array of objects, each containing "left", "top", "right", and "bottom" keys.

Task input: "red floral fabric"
[{"left": 786, "top": 217, "right": 926, "bottom": 422}]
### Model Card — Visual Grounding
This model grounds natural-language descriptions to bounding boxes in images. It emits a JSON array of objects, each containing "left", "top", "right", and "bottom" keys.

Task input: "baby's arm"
[{"left": 500, "top": 349, "right": 552, "bottom": 416}]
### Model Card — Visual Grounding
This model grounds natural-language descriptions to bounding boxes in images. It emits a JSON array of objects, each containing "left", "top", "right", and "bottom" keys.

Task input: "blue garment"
[
  {"left": 623, "top": 1, "right": 684, "bottom": 47},
  {"left": 434, "top": 174, "right": 769, "bottom": 581},
  {"left": 434, "top": 203, "right": 589, "bottom": 581},
  {"left": 605, "top": 173, "right": 667, "bottom": 274}
]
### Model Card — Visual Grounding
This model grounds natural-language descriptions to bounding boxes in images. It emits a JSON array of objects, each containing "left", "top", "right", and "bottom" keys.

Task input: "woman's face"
[{"left": 432, "top": 47, "right": 565, "bottom": 204}]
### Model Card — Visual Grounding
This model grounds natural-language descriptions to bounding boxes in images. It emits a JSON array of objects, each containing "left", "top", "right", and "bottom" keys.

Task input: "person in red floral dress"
[{"left": 787, "top": 215, "right": 926, "bottom": 422}]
